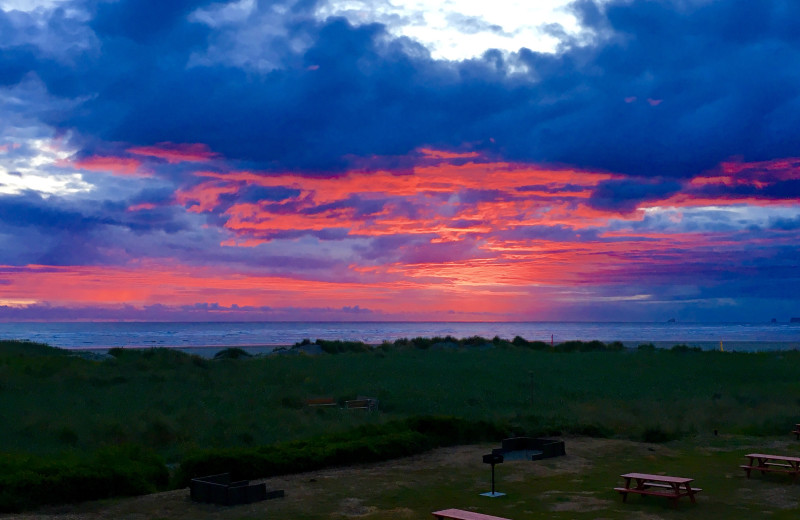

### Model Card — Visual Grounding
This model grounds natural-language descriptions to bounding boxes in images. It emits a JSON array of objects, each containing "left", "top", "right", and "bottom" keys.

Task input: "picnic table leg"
[
  {"left": 684, "top": 483, "right": 696, "bottom": 503},
  {"left": 620, "top": 477, "right": 632, "bottom": 502}
]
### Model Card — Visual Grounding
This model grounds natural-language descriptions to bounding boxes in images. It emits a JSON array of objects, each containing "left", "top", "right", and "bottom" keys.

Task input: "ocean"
[{"left": 0, "top": 321, "right": 798, "bottom": 355}]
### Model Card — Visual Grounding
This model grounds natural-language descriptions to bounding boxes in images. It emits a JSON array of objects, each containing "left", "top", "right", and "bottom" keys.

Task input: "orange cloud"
[
  {"left": 0, "top": 263, "right": 528, "bottom": 316},
  {"left": 419, "top": 148, "right": 480, "bottom": 159},
  {"left": 175, "top": 181, "right": 240, "bottom": 212},
  {"left": 180, "top": 156, "right": 622, "bottom": 245}
]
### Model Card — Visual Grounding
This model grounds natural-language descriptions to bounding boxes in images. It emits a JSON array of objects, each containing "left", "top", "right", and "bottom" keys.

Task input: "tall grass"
[
  {"left": 0, "top": 338, "right": 800, "bottom": 510},
  {"left": 2, "top": 340, "right": 799, "bottom": 460}
]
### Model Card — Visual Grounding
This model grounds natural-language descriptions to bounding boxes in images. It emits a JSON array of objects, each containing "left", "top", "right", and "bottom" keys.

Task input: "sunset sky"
[{"left": 0, "top": 0, "right": 798, "bottom": 322}]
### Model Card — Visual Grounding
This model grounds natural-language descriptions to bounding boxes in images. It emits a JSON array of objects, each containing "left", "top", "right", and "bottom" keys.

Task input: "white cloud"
[
  {"left": 0, "top": 137, "right": 93, "bottom": 197},
  {"left": 315, "top": 0, "right": 591, "bottom": 60},
  {"left": 635, "top": 205, "right": 800, "bottom": 232},
  {"left": 0, "top": 0, "right": 64, "bottom": 12}
]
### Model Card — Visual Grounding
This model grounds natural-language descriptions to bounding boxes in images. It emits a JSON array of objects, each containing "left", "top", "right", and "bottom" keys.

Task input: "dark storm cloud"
[
  {"left": 90, "top": 0, "right": 215, "bottom": 42},
  {"left": 0, "top": 192, "right": 193, "bottom": 264},
  {"left": 0, "top": 192, "right": 113, "bottom": 232},
  {"left": 588, "top": 178, "right": 682, "bottom": 212},
  {"left": 3, "top": 0, "right": 800, "bottom": 204},
  {"left": 695, "top": 179, "right": 800, "bottom": 201}
]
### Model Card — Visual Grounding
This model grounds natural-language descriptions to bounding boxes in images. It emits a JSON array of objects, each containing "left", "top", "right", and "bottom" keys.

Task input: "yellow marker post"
[{"left": 720, "top": 340, "right": 723, "bottom": 352}]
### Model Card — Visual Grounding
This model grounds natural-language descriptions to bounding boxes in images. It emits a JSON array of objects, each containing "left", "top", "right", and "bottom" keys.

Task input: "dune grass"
[
  {"left": 2, "top": 339, "right": 799, "bottom": 459},
  {"left": 1, "top": 338, "right": 800, "bottom": 512}
]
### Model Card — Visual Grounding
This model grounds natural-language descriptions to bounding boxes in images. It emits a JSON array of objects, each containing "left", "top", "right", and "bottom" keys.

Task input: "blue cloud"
[
  {"left": 588, "top": 179, "right": 682, "bottom": 212},
  {"left": 1, "top": 0, "right": 796, "bottom": 197}
]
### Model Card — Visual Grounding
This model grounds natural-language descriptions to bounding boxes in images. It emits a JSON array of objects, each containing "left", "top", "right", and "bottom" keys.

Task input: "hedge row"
[
  {"left": 292, "top": 336, "right": 632, "bottom": 353},
  {"left": 0, "top": 445, "right": 168, "bottom": 513},
  {"left": 177, "top": 415, "right": 507, "bottom": 486}
]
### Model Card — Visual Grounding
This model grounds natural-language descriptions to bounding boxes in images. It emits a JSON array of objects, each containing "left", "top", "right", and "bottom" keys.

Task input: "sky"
[{"left": 0, "top": 0, "right": 798, "bottom": 322}]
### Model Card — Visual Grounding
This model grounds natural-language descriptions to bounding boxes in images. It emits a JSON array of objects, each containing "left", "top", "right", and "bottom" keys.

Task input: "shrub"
[
  {"left": 671, "top": 344, "right": 702, "bottom": 353},
  {"left": 0, "top": 340, "right": 67, "bottom": 358},
  {"left": 177, "top": 416, "right": 507, "bottom": 486},
  {"left": 510, "top": 336, "right": 550, "bottom": 350},
  {"left": 461, "top": 336, "right": 491, "bottom": 347},
  {"left": 213, "top": 348, "right": 252, "bottom": 360},
  {"left": 315, "top": 340, "right": 372, "bottom": 354},
  {"left": 0, "top": 444, "right": 168, "bottom": 512},
  {"left": 642, "top": 426, "right": 679, "bottom": 443},
  {"left": 556, "top": 340, "right": 620, "bottom": 352}
]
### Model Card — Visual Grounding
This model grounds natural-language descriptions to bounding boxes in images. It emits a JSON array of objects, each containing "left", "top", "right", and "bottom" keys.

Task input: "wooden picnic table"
[
  {"left": 741, "top": 453, "right": 800, "bottom": 482},
  {"left": 614, "top": 472, "right": 701, "bottom": 505},
  {"left": 432, "top": 509, "right": 511, "bottom": 520}
]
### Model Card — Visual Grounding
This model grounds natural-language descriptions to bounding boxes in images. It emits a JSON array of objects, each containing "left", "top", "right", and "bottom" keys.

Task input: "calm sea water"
[{"left": 0, "top": 321, "right": 798, "bottom": 352}]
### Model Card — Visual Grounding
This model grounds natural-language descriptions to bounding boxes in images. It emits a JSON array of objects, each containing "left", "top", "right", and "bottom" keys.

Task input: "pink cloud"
[
  {"left": 127, "top": 203, "right": 157, "bottom": 212},
  {"left": 73, "top": 156, "right": 147, "bottom": 176},
  {"left": 128, "top": 142, "right": 219, "bottom": 163}
]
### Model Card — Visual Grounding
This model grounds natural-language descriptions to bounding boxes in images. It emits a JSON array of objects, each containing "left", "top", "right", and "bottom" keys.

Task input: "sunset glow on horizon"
[{"left": 1, "top": 0, "right": 798, "bottom": 322}]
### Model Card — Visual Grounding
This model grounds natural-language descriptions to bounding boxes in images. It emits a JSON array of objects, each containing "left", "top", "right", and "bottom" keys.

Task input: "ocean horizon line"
[{"left": 3, "top": 321, "right": 799, "bottom": 352}]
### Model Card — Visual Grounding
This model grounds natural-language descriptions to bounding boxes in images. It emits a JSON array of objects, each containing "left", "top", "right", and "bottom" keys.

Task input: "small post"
[{"left": 551, "top": 334, "right": 554, "bottom": 347}]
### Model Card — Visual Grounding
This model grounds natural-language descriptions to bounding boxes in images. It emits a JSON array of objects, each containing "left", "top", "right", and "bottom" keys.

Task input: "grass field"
[
  {"left": 1, "top": 338, "right": 799, "bottom": 515},
  {"left": 5, "top": 435, "right": 800, "bottom": 520}
]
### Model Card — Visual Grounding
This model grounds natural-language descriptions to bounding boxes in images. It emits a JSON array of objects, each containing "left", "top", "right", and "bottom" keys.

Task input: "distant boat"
[
  {"left": 667, "top": 318, "right": 676, "bottom": 323},
  {"left": 791, "top": 317, "right": 800, "bottom": 323}
]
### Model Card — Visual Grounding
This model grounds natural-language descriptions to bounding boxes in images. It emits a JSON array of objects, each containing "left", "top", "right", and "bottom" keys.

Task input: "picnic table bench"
[
  {"left": 432, "top": 508, "right": 511, "bottom": 520},
  {"left": 345, "top": 396, "right": 378, "bottom": 411},
  {"left": 741, "top": 453, "right": 800, "bottom": 482},
  {"left": 614, "top": 473, "right": 701, "bottom": 506},
  {"left": 306, "top": 397, "right": 337, "bottom": 407},
  {"left": 792, "top": 424, "right": 800, "bottom": 440}
]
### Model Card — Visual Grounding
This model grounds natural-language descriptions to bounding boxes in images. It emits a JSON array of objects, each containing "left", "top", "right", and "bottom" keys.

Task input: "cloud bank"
[{"left": 0, "top": 0, "right": 798, "bottom": 321}]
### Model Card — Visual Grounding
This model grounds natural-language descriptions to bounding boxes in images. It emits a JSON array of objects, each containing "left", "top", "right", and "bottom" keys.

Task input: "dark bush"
[
  {"left": 0, "top": 444, "right": 167, "bottom": 512},
  {"left": 642, "top": 426, "right": 679, "bottom": 443},
  {"left": 461, "top": 336, "right": 491, "bottom": 347},
  {"left": 213, "top": 348, "right": 252, "bottom": 360},
  {"left": 510, "top": 336, "right": 550, "bottom": 350},
  {"left": 556, "top": 340, "right": 613, "bottom": 352},
  {"left": 177, "top": 416, "right": 507, "bottom": 486},
  {"left": 637, "top": 343, "right": 656, "bottom": 351},
  {"left": 671, "top": 344, "right": 702, "bottom": 353},
  {"left": 315, "top": 340, "right": 372, "bottom": 354},
  {"left": 607, "top": 341, "right": 626, "bottom": 351},
  {"left": 0, "top": 340, "right": 67, "bottom": 358}
]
